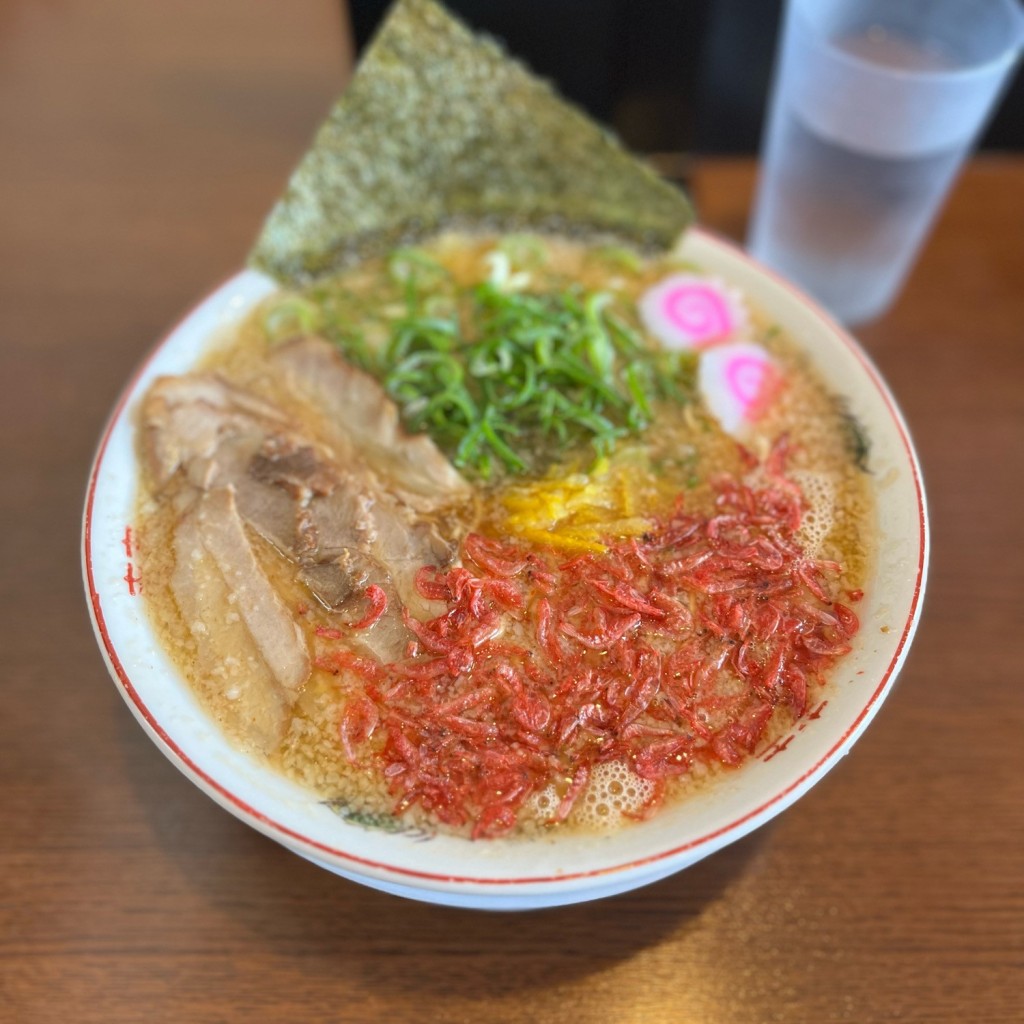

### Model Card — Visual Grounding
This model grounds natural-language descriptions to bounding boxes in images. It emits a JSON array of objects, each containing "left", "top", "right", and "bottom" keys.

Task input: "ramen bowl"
[{"left": 83, "top": 227, "right": 928, "bottom": 910}]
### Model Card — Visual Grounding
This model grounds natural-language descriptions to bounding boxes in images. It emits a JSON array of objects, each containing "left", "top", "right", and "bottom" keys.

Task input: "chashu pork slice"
[
  {"left": 296, "top": 472, "right": 457, "bottom": 663},
  {"left": 171, "top": 492, "right": 300, "bottom": 752},
  {"left": 269, "top": 335, "right": 470, "bottom": 512},
  {"left": 195, "top": 486, "right": 310, "bottom": 693},
  {"left": 143, "top": 375, "right": 293, "bottom": 491},
  {"left": 142, "top": 365, "right": 463, "bottom": 670}
]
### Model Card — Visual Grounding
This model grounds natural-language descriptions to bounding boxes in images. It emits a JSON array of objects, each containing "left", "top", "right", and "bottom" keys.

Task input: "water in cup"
[
  {"left": 752, "top": 34, "right": 964, "bottom": 324},
  {"left": 749, "top": 0, "right": 1024, "bottom": 324}
]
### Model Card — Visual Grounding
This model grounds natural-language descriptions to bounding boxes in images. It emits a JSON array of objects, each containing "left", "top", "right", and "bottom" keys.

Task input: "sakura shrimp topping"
[{"left": 315, "top": 441, "right": 859, "bottom": 839}]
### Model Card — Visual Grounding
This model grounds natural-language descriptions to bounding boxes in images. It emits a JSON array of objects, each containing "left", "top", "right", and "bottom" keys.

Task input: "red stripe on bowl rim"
[{"left": 82, "top": 230, "right": 929, "bottom": 891}]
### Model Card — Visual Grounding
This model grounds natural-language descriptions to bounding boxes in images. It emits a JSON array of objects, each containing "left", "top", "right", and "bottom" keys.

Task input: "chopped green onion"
[
  {"left": 262, "top": 296, "right": 322, "bottom": 342},
  {"left": 278, "top": 246, "right": 696, "bottom": 479}
]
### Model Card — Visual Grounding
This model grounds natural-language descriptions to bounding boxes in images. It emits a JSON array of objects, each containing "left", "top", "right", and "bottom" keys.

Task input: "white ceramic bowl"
[{"left": 83, "top": 228, "right": 928, "bottom": 910}]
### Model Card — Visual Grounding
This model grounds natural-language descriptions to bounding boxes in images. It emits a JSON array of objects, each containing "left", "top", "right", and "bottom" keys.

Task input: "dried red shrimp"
[{"left": 315, "top": 441, "right": 860, "bottom": 838}]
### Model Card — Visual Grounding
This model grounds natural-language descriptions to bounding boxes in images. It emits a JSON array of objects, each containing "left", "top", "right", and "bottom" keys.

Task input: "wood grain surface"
[{"left": 2, "top": 3, "right": 1022, "bottom": 1022}]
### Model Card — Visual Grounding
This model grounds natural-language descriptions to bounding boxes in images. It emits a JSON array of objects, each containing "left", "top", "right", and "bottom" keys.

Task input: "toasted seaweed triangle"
[{"left": 248, "top": 0, "right": 693, "bottom": 285}]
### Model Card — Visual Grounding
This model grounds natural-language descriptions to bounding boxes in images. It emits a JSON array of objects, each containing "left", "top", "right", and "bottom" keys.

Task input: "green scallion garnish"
[{"left": 264, "top": 246, "right": 696, "bottom": 479}]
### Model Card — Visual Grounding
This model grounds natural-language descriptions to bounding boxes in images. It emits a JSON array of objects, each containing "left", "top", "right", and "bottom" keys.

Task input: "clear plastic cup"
[{"left": 747, "top": 0, "right": 1024, "bottom": 324}]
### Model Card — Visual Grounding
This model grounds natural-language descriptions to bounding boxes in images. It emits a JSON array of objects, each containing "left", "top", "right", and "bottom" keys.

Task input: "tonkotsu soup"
[{"left": 136, "top": 231, "right": 873, "bottom": 839}]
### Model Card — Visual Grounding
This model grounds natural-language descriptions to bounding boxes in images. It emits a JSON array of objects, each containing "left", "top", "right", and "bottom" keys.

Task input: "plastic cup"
[{"left": 747, "top": 0, "right": 1024, "bottom": 324}]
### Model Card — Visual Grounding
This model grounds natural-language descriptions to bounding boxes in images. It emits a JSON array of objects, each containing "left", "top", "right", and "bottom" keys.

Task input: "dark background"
[{"left": 349, "top": 0, "right": 1024, "bottom": 155}]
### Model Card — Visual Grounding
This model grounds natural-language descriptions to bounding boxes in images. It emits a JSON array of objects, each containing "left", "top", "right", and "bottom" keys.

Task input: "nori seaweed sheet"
[{"left": 249, "top": 0, "right": 693, "bottom": 284}]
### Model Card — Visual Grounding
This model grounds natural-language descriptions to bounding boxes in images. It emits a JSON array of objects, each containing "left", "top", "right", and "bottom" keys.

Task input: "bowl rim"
[{"left": 82, "top": 226, "right": 928, "bottom": 891}]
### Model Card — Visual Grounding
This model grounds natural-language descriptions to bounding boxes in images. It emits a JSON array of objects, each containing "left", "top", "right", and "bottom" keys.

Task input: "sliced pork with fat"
[
  {"left": 142, "top": 344, "right": 467, "bottom": 715},
  {"left": 170, "top": 500, "right": 291, "bottom": 752},
  {"left": 270, "top": 336, "right": 470, "bottom": 511},
  {"left": 143, "top": 375, "right": 292, "bottom": 490},
  {"left": 195, "top": 487, "right": 310, "bottom": 693}
]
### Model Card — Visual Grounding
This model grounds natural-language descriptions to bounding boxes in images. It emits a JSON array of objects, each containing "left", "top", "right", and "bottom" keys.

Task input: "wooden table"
[{"left": 2, "top": 3, "right": 1022, "bottom": 1021}]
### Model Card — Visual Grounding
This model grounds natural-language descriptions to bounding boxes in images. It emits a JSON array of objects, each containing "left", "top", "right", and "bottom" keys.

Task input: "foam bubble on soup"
[
  {"left": 574, "top": 761, "right": 657, "bottom": 830},
  {"left": 792, "top": 470, "right": 838, "bottom": 558}
]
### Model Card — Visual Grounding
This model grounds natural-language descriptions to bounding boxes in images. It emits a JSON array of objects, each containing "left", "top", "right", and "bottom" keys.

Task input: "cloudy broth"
[{"left": 138, "top": 232, "right": 873, "bottom": 839}]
